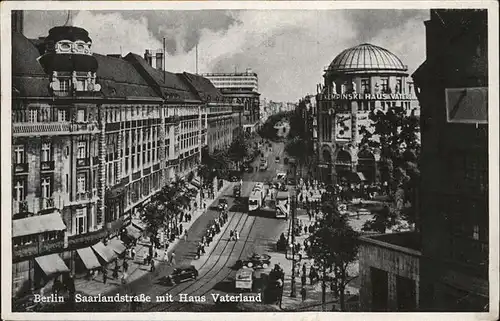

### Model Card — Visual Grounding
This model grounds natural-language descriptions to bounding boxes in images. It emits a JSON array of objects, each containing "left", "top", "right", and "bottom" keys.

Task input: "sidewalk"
[
  {"left": 74, "top": 180, "right": 234, "bottom": 296},
  {"left": 270, "top": 203, "right": 359, "bottom": 312}
]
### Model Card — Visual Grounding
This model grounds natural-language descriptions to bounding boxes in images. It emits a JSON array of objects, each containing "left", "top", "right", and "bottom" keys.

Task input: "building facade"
[
  {"left": 315, "top": 43, "right": 420, "bottom": 184},
  {"left": 202, "top": 70, "right": 261, "bottom": 134},
  {"left": 11, "top": 25, "right": 212, "bottom": 297},
  {"left": 413, "top": 9, "right": 489, "bottom": 311}
]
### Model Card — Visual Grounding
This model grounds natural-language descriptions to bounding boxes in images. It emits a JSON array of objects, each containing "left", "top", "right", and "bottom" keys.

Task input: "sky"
[{"left": 23, "top": 9, "right": 429, "bottom": 102}]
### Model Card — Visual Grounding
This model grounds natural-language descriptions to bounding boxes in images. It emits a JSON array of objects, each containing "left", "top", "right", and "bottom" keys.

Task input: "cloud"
[{"left": 21, "top": 9, "right": 428, "bottom": 102}]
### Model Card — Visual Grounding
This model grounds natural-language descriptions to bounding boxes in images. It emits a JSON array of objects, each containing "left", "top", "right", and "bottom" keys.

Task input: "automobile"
[
  {"left": 164, "top": 265, "right": 198, "bottom": 285},
  {"left": 284, "top": 157, "right": 289, "bottom": 165},
  {"left": 230, "top": 176, "right": 240, "bottom": 182},
  {"left": 218, "top": 198, "right": 228, "bottom": 210},
  {"left": 287, "top": 178, "right": 296, "bottom": 185},
  {"left": 236, "top": 253, "right": 272, "bottom": 269},
  {"left": 259, "top": 160, "right": 268, "bottom": 171},
  {"left": 275, "top": 156, "right": 280, "bottom": 163},
  {"left": 276, "top": 172, "right": 287, "bottom": 181}
]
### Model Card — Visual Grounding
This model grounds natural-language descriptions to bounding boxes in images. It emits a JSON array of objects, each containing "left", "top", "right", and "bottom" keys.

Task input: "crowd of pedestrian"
[{"left": 196, "top": 209, "right": 229, "bottom": 258}]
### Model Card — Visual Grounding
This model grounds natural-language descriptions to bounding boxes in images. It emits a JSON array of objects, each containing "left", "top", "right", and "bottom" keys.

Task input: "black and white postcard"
[{"left": 1, "top": 1, "right": 498, "bottom": 320}]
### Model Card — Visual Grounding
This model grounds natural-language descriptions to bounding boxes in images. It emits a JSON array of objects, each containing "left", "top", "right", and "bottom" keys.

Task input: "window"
[
  {"left": 76, "top": 208, "right": 87, "bottom": 235},
  {"left": 41, "top": 142, "right": 51, "bottom": 162},
  {"left": 13, "top": 145, "right": 25, "bottom": 164},
  {"left": 29, "top": 109, "right": 38, "bottom": 123},
  {"left": 77, "top": 109, "right": 85, "bottom": 122},
  {"left": 77, "top": 173, "right": 86, "bottom": 193},
  {"left": 473, "top": 225, "right": 480, "bottom": 240},
  {"left": 381, "top": 78, "right": 389, "bottom": 93},
  {"left": 58, "top": 109, "right": 68, "bottom": 122},
  {"left": 77, "top": 141, "right": 87, "bottom": 159},
  {"left": 41, "top": 177, "right": 51, "bottom": 198},
  {"left": 13, "top": 179, "right": 25, "bottom": 201},
  {"left": 396, "top": 78, "right": 403, "bottom": 93},
  {"left": 361, "top": 78, "right": 371, "bottom": 93},
  {"left": 60, "top": 79, "right": 70, "bottom": 92}
]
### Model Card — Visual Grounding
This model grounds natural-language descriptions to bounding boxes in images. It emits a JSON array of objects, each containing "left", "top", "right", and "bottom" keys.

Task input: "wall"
[{"left": 359, "top": 238, "right": 420, "bottom": 311}]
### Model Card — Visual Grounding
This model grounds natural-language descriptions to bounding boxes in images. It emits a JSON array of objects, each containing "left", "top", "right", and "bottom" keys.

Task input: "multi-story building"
[
  {"left": 11, "top": 24, "right": 211, "bottom": 297},
  {"left": 202, "top": 69, "right": 261, "bottom": 134},
  {"left": 413, "top": 9, "right": 489, "bottom": 311},
  {"left": 144, "top": 50, "right": 241, "bottom": 156},
  {"left": 315, "top": 43, "right": 420, "bottom": 184},
  {"left": 357, "top": 9, "right": 489, "bottom": 313}
]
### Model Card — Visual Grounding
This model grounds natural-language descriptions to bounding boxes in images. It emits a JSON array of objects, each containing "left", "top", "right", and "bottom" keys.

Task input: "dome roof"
[{"left": 327, "top": 43, "right": 407, "bottom": 74}]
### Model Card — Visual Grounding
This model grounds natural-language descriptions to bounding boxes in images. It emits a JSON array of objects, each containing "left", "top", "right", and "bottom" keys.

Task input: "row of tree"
[{"left": 359, "top": 106, "right": 421, "bottom": 232}]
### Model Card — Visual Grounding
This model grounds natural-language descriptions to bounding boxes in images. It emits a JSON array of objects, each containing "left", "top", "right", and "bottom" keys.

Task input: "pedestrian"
[
  {"left": 179, "top": 224, "right": 184, "bottom": 236},
  {"left": 302, "top": 263, "right": 307, "bottom": 275},
  {"left": 121, "top": 271, "right": 128, "bottom": 284},
  {"left": 230, "top": 230, "right": 234, "bottom": 241},
  {"left": 301, "top": 287, "right": 307, "bottom": 301},
  {"left": 183, "top": 230, "right": 188, "bottom": 241},
  {"left": 131, "top": 248, "right": 136, "bottom": 260},
  {"left": 301, "top": 273, "right": 307, "bottom": 286},
  {"left": 235, "top": 230, "right": 239, "bottom": 240},
  {"left": 113, "top": 262, "right": 119, "bottom": 279},
  {"left": 150, "top": 259, "right": 155, "bottom": 272},
  {"left": 123, "top": 260, "right": 129, "bottom": 273},
  {"left": 169, "top": 251, "right": 176, "bottom": 265},
  {"left": 304, "top": 225, "right": 308, "bottom": 234},
  {"left": 102, "top": 268, "right": 108, "bottom": 284}
]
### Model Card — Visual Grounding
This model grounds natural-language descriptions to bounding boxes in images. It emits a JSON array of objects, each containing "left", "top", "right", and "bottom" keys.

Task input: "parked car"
[
  {"left": 218, "top": 198, "right": 228, "bottom": 210},
  {"left": 164, "top": 265, "right": 198, "bottom": 285},
  {"left": 236, "top": 253, "right": 271, "bottom": 269}
]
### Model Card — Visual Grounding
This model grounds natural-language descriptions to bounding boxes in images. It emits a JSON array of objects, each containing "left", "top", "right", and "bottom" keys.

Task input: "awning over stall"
[
  {"left": 76, "top": 247, "right": 101, "bottom": 270},
  {"left": 13, "top": 212, "right": 66, "bottom": 238},
  {"left": 92, "top": 242, "right": 117, "bottom": 263},
  {"left": 35, "top": 254, "right": 70, "bottom": 277},
  {"left": 126, "top": 225, "right": 142, "bottom": 239},
  {"left": 108, "top": 238, "right": 126, "bottom": 255}
]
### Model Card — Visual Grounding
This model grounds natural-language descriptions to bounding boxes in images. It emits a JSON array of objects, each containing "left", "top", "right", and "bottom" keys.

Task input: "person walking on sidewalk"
[
  {"left": 301, "top": 287, "right": 307, "bottom": 301},
  {"left": 235, "top": 230, "right": 239, "bottom": 241},
  {"left": 121, "top": 271, "right": 128, "bottom": 284},
  {"left": 229, "top": 230, "right": 234, "bottom": 241},
  {"left": 112, "top": 262, "right": 119, "bottom": 279},
  {"left": 169, "top": 251, "right": 176, "bottom": 266},
  {"left": 150, "top": 259, "right": 155, "bottom": 272},
  {"left": 183, "top": 230, "right": 188, "bottom": 241},
  {"left": 102, "top": 268, "right": 108, "bottom": 284},
  {"left": 123, "top": 260, "right": 129, "bottom": 273}
]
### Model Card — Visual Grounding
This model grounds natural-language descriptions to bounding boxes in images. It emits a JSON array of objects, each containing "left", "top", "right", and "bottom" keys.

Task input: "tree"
[
  {"left": 307, "top": 199, "right": 359, "bottom": 311},
  {"left": 361, "top": 204, "right": 398, "bottom": 233},
  {"left": 285, "top": 136, "right": 308, "bottom": 175},
  {"left": 140, "top": 201, "right": 167, "bottom": 242},
  {"left": 228, "top": 133, "right": 250, "bottom": 168}
]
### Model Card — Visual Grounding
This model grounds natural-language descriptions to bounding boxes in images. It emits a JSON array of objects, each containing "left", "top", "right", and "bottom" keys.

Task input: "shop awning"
[
  {"left": 126, "top": 225, "right": 142, "bottom": 239},
  {"left": 12, "top": 212, "right": 66, "bottom": 238},
  {"left": 108, "top": 238, "right": 126, "bottom": 255},
  {"left": 76, "top": 247, "right": 101, "bottom": 270},
  {"left": 191, "top": 178, "right": 201, "bottom": 189},
  {"left": 35, "top": 254, "right": 69, "bottom": 277},
  {"left": 92, "top": 242, "right": 117, "bottom": 263},
  {"left": 357, "top": 172, "right": 367, "bottom": 181}
]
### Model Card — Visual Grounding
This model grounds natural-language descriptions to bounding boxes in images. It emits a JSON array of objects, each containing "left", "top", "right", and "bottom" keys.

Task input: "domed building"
[{"left": 315, "top": 43, "right": 420, "bottom": 184}]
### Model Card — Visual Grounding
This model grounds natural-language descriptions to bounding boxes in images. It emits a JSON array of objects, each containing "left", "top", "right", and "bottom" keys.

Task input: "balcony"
[
  {"left": 13, "top": 122, "right": 71, "bottom": 136},
  {"left": 132, "top": 171, "right": 141, "bottom": 181},
  {"left": 70, "top": 122, "right": 99, "bottom": 134},
  {"left": 153, "top": 163, "right": 160, "bottom": 172},
  {"left": 13, "top": 238, "right": 65, "bottom": 262},
  {"left": 68, "top": 228, "right": 108, "bottom": 250},
  {"left": 12, "top": 200, "right": 29, "bottom": 215},
  {"left": 40, "top": 161, "right": 55, "bottom": 171},
  {"left": 76, "top": 158, "right": 90, "bottom": 168},
  {"left": 13, "top": 163, "right": 28, "bottom": 174},
  {"left": 40, "top": 198, "right": 55, "bottom": 210},
  {"left": 74, "top": 191, "right": 93, "bottom": 203},
  {"left": 143, "top": 167, "right": 151, "bottom": 176}
]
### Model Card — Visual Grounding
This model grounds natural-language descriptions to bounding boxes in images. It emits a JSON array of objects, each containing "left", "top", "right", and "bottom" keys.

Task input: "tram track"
[{"left": 163, "top": 214, "right": 258, "bottom": 312}]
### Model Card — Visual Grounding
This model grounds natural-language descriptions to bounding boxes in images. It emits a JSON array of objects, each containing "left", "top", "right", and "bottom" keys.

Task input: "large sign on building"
[
  {"left": 335, "top": 113, "right": 352, "bottom": 140},
  {"left": 321, "top": 92, "right": 415, "bottom": 101}
]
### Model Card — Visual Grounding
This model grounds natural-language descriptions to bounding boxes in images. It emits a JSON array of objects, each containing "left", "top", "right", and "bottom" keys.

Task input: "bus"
[{"left": 276, "top": 190, "right": 290, "bottom": 219}]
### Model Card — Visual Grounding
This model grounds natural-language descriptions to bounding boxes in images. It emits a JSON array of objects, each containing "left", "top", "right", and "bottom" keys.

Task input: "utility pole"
[{"left": 289, "top": 159, "right": 297, "bottom": 297}]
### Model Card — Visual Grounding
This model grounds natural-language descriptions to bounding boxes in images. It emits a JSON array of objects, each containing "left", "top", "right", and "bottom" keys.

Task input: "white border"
[{"left": 1, "top": 1, "right": 498, "bottom": 321}]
